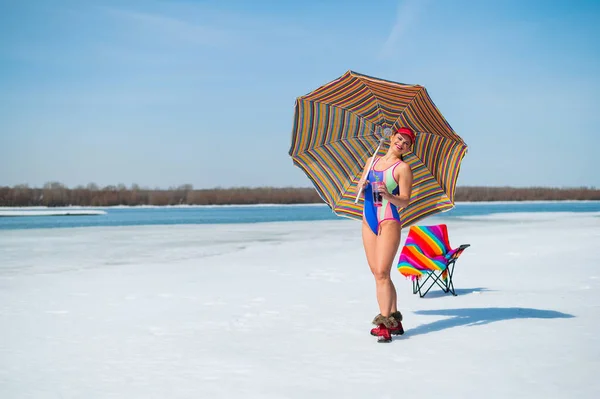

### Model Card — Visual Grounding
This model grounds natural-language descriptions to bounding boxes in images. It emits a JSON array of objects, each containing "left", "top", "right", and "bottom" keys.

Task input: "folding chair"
[{"left": 397, "top": 224, "right": 470, "bottom": 298}]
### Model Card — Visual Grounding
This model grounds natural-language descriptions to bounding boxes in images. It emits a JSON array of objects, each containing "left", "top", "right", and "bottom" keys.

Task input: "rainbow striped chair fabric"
[{"left": 397, "top": 224, "right": 470, "bottom": 298}]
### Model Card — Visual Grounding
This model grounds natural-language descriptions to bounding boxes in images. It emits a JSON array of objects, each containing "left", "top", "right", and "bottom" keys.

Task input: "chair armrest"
[{"left": 446, "top": 244, "right": 470, "bottom": 261}]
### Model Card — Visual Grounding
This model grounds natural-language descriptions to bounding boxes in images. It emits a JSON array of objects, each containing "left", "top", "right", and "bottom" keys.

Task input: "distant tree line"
[
  {"left": 0, "top": 182, "right": 320, "bottom": 207},
  {"left": 0, "top": 182, "right": 598, "bottom": 207}
]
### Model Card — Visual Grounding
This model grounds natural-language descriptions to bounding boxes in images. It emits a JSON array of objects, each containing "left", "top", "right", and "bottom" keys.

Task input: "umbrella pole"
[{"left": 354, "top": 137, "right": 385, "bottom": 204}]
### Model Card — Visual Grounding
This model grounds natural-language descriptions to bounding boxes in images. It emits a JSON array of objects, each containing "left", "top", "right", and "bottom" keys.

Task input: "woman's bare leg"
[
  {"left": 362, "top": 221, "right": 378, "bottom": 275},
  {"left": 373, "top": 222, "right": 401, "bottom": 317},
  {"left": 390, "top": 278, "right": 398, "bottom": 314}
]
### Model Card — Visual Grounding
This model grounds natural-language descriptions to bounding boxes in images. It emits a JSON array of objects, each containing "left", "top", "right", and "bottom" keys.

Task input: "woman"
[{"left": 358, "top": 126, "right": 414, "bottom": 343}]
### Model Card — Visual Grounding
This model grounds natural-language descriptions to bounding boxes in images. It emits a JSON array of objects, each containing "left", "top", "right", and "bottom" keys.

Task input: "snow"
[
  {"left": 1, "top": 213, "right": 599, "bottom": 398},
  {"left": 0, "top": 210, "right": 106, "bottom": 217}
]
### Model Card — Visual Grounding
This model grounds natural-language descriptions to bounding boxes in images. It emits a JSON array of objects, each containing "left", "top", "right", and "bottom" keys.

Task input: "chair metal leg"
[
  {"left": 416, "top": 272, "right": 437, "bottom": 297},
  {"left": 446, "top": 261, "right": 457, "bottom": 296},
  {"left": 406, "top": 242, "right": 469, "bottom": 298},
  {"left": 414, "top": 260, "right": 458, "bottom": 298}
]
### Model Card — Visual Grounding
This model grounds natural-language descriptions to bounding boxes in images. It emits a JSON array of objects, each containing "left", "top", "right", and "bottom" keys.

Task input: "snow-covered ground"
[{"left": 1, "top": 213, "right": 599, "bottom": 398}]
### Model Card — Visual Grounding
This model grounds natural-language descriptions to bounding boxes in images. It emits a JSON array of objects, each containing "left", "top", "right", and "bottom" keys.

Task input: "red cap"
[{"left": 396, "top": 127, "right": 415, "bottom": 144}]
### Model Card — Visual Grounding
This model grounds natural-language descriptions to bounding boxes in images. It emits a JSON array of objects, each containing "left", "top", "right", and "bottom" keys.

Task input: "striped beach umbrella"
[{"left": 289, "top": 70, "right": 468, "bottom": 227}]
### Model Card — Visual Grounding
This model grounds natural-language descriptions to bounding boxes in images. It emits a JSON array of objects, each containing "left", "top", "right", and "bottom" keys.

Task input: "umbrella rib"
[
  {"left": 385, "top": 87, "right": 464, "bottom": 191},
  {"left": 391, "top": 87, "right": 465, "bottom": 145},
  {"left": 292, "top": 100, "right": 380, "bottom": 156},
  {"left": 390, "top": 86, "right": 424, "bottom": 131},
  {"left": 407, "top": 133, "right": 467, "bottom": 197},
  {"left": 352, "top": 73, "right": 386, "bottom": 127}
]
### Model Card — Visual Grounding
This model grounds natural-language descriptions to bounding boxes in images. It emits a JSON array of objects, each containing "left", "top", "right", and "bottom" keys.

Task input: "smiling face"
[{"left": 390, "top": 132, "right": 413, "bottom": 155}]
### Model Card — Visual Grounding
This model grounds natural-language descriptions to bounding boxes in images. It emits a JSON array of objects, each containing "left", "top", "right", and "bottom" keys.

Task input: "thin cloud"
[
  {"left": 102, "top": 7, "right": 235, "bottom": 48},
  {"left": 380, "top": 0, "right": 423, "bottom": 58}
]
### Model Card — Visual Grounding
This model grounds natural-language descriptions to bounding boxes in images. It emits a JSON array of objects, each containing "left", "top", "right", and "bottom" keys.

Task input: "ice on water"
[{"left": 1, "top": 212, "right": 599, "bottom": 398}]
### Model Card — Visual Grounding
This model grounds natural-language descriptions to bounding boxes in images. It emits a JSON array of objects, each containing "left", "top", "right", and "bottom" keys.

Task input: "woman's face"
[{"left": 390, "top": 132, "right": 412, "bottom": 155}]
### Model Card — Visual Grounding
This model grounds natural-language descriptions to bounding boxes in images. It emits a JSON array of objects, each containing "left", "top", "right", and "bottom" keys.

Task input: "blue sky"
[{"left": 1, "top": 0, "right": 599, "bottom": 189}]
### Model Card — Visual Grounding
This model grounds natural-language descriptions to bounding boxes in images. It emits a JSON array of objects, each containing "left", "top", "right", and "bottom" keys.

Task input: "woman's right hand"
[{"left": 360, "top": 179, "right": 370, "bottom": 189}]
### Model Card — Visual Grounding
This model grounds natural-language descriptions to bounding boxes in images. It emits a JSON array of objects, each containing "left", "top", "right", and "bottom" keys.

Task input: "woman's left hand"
[{"left": 379, "top": 185, "right": 393, "bottom": 199}]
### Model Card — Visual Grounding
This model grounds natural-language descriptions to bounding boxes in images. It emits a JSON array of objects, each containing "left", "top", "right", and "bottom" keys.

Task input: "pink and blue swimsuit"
[{"left": 363, "top": 157, "right": 403, "bottom": 235}]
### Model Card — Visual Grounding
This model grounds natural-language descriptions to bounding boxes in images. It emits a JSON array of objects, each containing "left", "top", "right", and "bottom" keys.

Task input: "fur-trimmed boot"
[
  {"left": 389, "top": 311, "right": 404, "bottom": 336},
  {"left": 370, "top": 314, "right": 397, "bottom": 343},
  {"left": 370, "top": 312, "right": 404, "bottom": 337}
]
